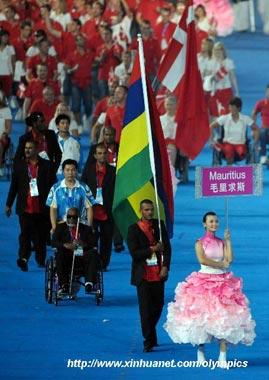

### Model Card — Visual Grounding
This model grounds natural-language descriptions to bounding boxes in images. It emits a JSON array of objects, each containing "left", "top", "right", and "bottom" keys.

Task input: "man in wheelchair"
[
  {"left": 51, "top": 207, "right": 99, "bottom": 297},
  {"left": 210, "top": 97, "right": 258, "bottom": 165}
]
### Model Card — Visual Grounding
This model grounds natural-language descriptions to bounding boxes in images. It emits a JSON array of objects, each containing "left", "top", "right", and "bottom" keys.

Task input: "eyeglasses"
[{"left": 67, "top": 215, "right": 78, "bottom": 219}]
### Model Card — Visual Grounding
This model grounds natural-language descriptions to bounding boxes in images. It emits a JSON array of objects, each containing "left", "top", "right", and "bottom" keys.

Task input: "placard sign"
[{"left": 195, "top": 165, "right": 263, "bottom": 198}]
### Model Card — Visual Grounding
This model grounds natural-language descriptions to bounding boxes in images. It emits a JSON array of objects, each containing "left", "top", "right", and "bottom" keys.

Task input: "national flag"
[
  {"left": 112, "top": 50, "right": 174, "bottom": 240},
  {"left": 156, "top": 0, "right": 210, "bottom": 160}
]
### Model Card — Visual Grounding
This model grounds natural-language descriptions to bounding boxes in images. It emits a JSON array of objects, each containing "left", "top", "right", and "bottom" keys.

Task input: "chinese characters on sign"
[{"left": 195, "top": 166, "right": 263, "bottom": 198}]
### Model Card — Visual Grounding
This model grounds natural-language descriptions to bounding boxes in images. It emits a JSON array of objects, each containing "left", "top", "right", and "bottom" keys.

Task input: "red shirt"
[
  {"left": 254, "top": 99, "right": 269, "bottom": 128},
  {"left": 130, "top": 37, "right": 161, "bottom": 76},
  {"left": 29, "top": 99, "right": 60, "bottom": 125},
  {"left": 105, "top": 104, "right": 125, "bottom": 143},
  {"left": 27, "top": 54, "right": 58, "bottom": 80},
  {"left": 154, "top": 21, "right": 176, "bottom": 54},
  {"left": 65, "top": 48, "right": 94, "bottom": 89},
  {"left": 25, "top": 162, "right": 40, "bottom": 214},
  {"left": 137, "top": 220, "right": 161, "bottom": 282},
  {"left": 93, "top": 96, "right": 110, "bottom": 118},
  {"left": 12, "top": 36, "right": 33, "bottom": 61},
  {"left": 104, "top": 142, "right": 117, "bottom": 166},
  {"left": 0, "top": 20, "right": 20, "bottom": 41},
  {"left": 136, "top": 0, "right": 168, "bottom": 28},
  {"left": 96, "top": 43, "right": 122, "bottom": 81},
  {"left": 25, "top": 78, "right": 60, "bottom": 102},
  {"left": 93, "top": 164, "right": 108, "bottom": 221}
]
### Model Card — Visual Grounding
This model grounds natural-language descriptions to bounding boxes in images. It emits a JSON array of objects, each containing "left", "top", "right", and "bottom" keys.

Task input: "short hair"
[
  {"left": 55, "top": 114, "right": 71, "bottom": 125},
  {"left": 140, "top": 199, "right": 154, "bottom": 208},
  {"left": 94, "top": 143, "right": 107, "bottom": 154},
  {"left": 202, "top": 211, "right": 217, "bottom": 223},
  {"left": 24, "top": 139, "right": 38, "bottom": 147},
  {"left": 103, "top": 126, "right": 116, "bottom": 135},
  {"left": 229, "top": 96, "right": 242, "bottom": 110},
  {"left": 21, "top": 21, "right": 32, "bottom": 29},
  {"left": 62, "top": 159, "right": 78, "bottom": 170},
  {"left": 25, "top": 112, "right": 44, "bottom": 126}
]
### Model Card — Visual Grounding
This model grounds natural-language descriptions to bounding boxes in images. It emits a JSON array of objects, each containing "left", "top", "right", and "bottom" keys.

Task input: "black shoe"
[
  {"left": 85, "top": 282, "right": 93, "bottom": 293},
  {"left": 143, "top": 345, "right": 153, "bottom": 353},
  {"left": 17, "top": 258, "right": 28, "bottom": 272},
  {"left": 114, "top": 244, "right": 124, "bottom": 253}
]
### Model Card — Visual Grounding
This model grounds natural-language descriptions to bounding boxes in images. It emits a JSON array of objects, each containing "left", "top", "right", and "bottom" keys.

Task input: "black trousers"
[
  {"left": 55, "top": 250, "right": 99, "bottom": 287},
  {"left": 93, "top": 219, "right": 113, "bottom": 269},
  {"left": 136, "top": 280, "right": 165, "bottom": 348},
  {"left": 18, "top": 212, "right": 47, "bottom": 265}
]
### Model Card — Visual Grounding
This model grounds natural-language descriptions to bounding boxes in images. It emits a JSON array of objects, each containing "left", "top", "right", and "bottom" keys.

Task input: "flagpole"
[{"left": 137, "top": 34, "right": 163, "bottom": 242}]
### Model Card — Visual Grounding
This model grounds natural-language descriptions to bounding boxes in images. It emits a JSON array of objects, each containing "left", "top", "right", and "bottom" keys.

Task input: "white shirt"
[
  {"left": 50, "top": 11, "right": 72, "bottom": 31},
  {"left": 198, "top": 55, "right": 212, "bottom": 79},
  {"left": 0, "top": 45, "right": 15, "bottom": 75},
  {"left": 217, "top": 113, "right": 253, "bottom": 144},
  {"left": 26, "top": 45, "right": 57, "bottom": 58},
  {"left": 57, "top": 135, "right": 81, "bottom": 174},
  {"left": 160, "top": 113, "right": 177, "bottom": 140},
  {"left": 114, "top": 61, "right": 133, "bottom": 82},
  {"left": 0, "top": 106, "right": 12, "bottom": 135},
  {"left": 207, "top": 57, "right": 235, "bottom": 90}
]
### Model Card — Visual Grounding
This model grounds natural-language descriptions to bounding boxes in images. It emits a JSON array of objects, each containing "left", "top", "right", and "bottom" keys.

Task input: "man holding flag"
[{"left": 112, "top": 30, "right": 174, "bottom": 351}]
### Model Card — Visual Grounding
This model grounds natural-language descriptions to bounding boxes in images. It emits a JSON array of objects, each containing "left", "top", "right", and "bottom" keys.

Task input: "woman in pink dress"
[{"left": 164, "top": 211, "right": 255, "bottom": 368}]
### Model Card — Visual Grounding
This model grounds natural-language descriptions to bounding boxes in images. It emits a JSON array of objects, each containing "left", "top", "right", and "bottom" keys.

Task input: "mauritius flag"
[{"left": 112, "top": 42, "right": 174, "bottom": 240}]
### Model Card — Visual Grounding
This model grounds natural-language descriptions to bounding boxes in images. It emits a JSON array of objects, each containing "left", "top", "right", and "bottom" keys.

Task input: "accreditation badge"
[{"left": 29, "top": 178, "right": 39, "bottom": 197}]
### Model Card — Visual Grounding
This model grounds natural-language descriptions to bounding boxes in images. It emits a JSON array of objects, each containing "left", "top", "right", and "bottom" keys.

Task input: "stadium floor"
[{"left": 0, "top": 18, "right": 269, "bottom": 380}]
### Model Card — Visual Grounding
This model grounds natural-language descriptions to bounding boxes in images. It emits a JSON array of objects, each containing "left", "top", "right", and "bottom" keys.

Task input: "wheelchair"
[
  {"left": 44, "top": 250, "right": 104, "bottom": 306},
  {"left": 212, "top": 127, "right": 259, "bottom": 166}
]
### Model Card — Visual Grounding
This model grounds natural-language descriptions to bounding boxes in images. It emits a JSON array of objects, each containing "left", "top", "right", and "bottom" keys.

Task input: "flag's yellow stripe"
[
  {"left": 127, "top": 181, "right": 166, "bottom": 220},
  {"left": 117, "top": 112, "right": 148, "bottom": 171}
]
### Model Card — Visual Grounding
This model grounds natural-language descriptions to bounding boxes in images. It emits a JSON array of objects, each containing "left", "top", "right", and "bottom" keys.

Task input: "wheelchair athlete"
[
  {"left": 210, "top": 97, "right": 259, "bottom": 165},
  {"left": 51, "top": 207, "right": 99, "bottom": 296}
]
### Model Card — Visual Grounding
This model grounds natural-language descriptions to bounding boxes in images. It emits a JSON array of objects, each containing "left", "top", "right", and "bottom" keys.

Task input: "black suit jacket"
[
  {"left": 51, "top": 222, "right": 95, "bottom": 253},
  {"left": 127, "top": 219, "right": 171, "bottom": 286},
  {"left": 84, "top": 143, "right": 119, "bottom": 166},
  {"left": 81, "top": 162, "right": 116, "bottom": 219},
  {"left": 14, "top": 129, "right": 62, "bottom": 172},
  {"left": 6, "top": 157, "right": 57, "bottom": 215}
]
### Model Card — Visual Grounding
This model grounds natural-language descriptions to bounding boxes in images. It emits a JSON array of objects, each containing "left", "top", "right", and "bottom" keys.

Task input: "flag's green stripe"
[
  {"left": 113, "top": 145, "right": 152, "bottom": 210},
  {"left": 113, "top": 200, "right": 138, "bottom": 240}
]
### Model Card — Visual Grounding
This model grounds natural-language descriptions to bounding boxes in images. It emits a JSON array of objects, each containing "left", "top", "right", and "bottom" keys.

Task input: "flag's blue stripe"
[{"left": 123, "top": 78, "right": 145, "bottom": 126}]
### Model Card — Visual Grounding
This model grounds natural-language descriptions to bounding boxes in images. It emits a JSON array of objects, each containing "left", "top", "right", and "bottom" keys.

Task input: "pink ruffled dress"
[{"left": 164, "top": 231, "right": 256, "bottom": 346}]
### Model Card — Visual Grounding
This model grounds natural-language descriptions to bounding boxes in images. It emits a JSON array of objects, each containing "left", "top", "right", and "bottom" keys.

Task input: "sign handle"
[{"left": 224, "top": 197, "right": 229, "bottom": 230}]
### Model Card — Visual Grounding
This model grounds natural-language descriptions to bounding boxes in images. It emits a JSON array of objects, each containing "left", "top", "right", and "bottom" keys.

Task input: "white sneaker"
[{"left": 260, "top": 156, "right": 268, "bottom": 164}]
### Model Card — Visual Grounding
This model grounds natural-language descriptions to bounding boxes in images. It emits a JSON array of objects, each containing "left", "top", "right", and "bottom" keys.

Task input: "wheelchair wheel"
[
  {"left": 45, "top": 257, "right": 53, "bottom": 304},
  {"left": 95, "top": 270, "right": 104, "bottom": 306}
]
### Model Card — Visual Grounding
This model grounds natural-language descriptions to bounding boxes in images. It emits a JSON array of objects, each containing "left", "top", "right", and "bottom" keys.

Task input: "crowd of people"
[{"left": 0, "top": 0, "right": 265, "bottom": 366}]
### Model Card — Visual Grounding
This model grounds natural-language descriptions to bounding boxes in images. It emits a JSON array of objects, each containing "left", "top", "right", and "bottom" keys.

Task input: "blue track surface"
[{"left": 1, "top": 11, "right": 268, "bottom": 380}]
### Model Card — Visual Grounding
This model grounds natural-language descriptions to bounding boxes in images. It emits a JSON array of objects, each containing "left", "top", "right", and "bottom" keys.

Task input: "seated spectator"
[
  {"left": 155, "top": 7, "right": 176, "bottom": 56},
  {"left": 54, "top": 114, "right": 81, "bottom": 176},
  {"left": 26, "top": 38, "right": 58, "bottom": 82},
  {"left": 104, "top": 85, "right": 127, "bottom": 143},
  {"left": 210, "top": 97, "right": 258, "bottom": 165},
  {"left": 50, "top": 0, "right": 72, "bottom": 31},
  {"left": 0, "top": 89, "right": 12, "bottom": 176},
  {"left": 14, "top": 111, "right": 62, "bottom": 172},
  {"left": 29, "top": 86, "right": 60, "bottom": 125},
  {"left": 252, "top": 84, "right": 269, "bottom": 164},
  {"left": 0, "top": 29, "right": 15, "bottom": 98},
  {"left": 49, "top": 102, "right": 80, "bottom": 137},
  {"left": 0, "top": 5, "right": 20, "bottom": 41},
  {"left": 23, "top": 64, "right": 60, "bottom": 119},
  {"left": 95, "top": 25, "right": 123, "bottom": 99},
  {"left": 46, "top": 159, "right": 96, "bottom": 232},
  {"left": 64, "top": 34, "right": 94, "bottom": 130},
  {"left": 51, "top": 207, "right": 99, "bottom": 295},
  {"left": 114, "top": 50, "right": 133, "bottom": 86}
]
